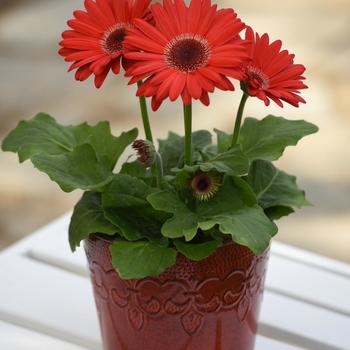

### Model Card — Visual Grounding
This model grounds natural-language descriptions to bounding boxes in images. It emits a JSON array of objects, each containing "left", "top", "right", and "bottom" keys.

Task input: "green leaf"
[
  {"left": 196, "top": 145, "right": 249, "bottom": 176},
  {"left": 31, "top": 144, "right": 114, "bottom": 192},
  {"left": 2, "top": 113, "right": 137, "bottom": 168},
  {"left": 198, "top": 176, "right": 257, "bottom": 213},
  {"left": 214, "top": 129, "right": 231, "bottom": 153},
  {"left": 172, "top": 145, "right": 249, "bottom": 178},
  {"left": 247, "top": 160, "right": 310, "bottom": 209},
  {"left": 120, "top": 160, "right": 154, "bottom": 186},
  {"left": 84, "top": 123, "right": 138, "bottom": 170},
  {"left": 211, "top": 206, "right": 276, "bottom": 253},
  {"left": 2, "top": 113, "right": 81, "bottom": 162},
  {"left": 1, "top": 113, "right": 138, "bottom": 191},
  {"left": 266, "top": 206, "right": 295, "bottom": 221},
  {"left": 148, "top": 190, "right": 199, "bottom": 240},
  {"left": 120, "top": 160, "right": 147, "bottom": 177},
  {"left": 192, "top": 130, "right": 213, "bottom": 150},
  {"left": 148, "top": 176, "right": 277, "bottom": 254},
  {"left": 158, "top": 132, "right": 183, "bottom": 175},
  {"left": 174, "top": 239, "right": 220, "bottom": 261},
  {"left": 69, "top": 192, "right": 117, "bottom": 251},
  {"left": 109, "top": 240, "right": 177, "bottom": 279},
  {"left": 102, "top": 174, "right": 167, "bottom": 241},
  {"left": 158, "top": 130, "right": 212, "bottom": 175},
  {"left": 239, "top": 115, "right": 318, "bottom": 162}
]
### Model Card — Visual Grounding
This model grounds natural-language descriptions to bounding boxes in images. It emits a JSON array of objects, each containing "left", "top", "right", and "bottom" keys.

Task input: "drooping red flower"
[
  {"left": 132, "top": 139, "right": 155, "bottom": 167},
  {"left": 59, "top": 0, "right": 152, "bottom": 88},
  {"left": 124, "top": 0, "right": 248, "bottom": 110},
  {"left": 241, "top": 27, "right": 307, "bottom": 107}
]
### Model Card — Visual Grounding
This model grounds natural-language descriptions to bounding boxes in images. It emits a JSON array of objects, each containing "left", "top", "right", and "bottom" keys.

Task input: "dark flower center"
[
  {"left": 245, "top": 66, "right": 270, "bottom": 90},
  {"left": 194, "top": 174, "right": 212, "bottom": 192},
  {"left": 165, "top": 34, "right": 210, "bottom": 72},
  {"left": 102, "top": 23, "right": 131, "bottom": 56},
  {"left": 191, "top": 172, "right": 221, "bottom": 202}
]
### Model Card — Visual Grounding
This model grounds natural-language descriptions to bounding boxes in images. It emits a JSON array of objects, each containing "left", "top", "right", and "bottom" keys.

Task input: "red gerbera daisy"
[
  {"left": 59, "top": 0, "right": 152, "bottom": 88},
  {"left": 123, "top": 0, "right": 248, "bottom": 110},
  {"left": 241, "top": 27, "right": 308, "bottom": 107}
]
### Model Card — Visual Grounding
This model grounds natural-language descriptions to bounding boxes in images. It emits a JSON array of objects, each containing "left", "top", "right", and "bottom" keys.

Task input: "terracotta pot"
[{"left": 84, "top": 235, "right": 269, "bottom": 350}]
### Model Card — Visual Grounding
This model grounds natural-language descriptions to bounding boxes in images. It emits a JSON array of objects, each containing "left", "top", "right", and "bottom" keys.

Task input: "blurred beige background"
[{"left": 0, "top": 0, "right": 349, "bottom": 262}]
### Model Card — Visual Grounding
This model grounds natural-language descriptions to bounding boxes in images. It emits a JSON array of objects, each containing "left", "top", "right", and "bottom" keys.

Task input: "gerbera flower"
[
  {"left": 191, "top": 172, "right": 221, "bottom": 201},
  {"left": 241, "top": 27, "right": 307, "bottom": 107},
  {"left": 59, "top": 0, "right": 152, "bottom": 88},
  {"left": 124, "top": 0, "right": 248, "bottom": 110}
]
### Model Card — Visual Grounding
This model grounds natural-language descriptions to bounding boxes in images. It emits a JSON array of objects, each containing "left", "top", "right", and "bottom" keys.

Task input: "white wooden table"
[{"left": 0, "top": 214, "right": 349, "bottom": 350}]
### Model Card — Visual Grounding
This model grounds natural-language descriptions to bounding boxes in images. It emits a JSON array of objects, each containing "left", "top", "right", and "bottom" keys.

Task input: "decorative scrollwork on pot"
[{"left": 88, "top": 251, "right": 268, "bottom": 335}]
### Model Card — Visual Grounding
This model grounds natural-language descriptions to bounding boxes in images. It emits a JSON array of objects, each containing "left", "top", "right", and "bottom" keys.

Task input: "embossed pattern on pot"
[{"left": 85, "top": 236, "right": 269, "bottom": 350}]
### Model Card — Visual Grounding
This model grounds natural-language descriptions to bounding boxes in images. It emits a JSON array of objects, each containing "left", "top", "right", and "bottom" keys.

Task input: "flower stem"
[
  {"left": 155, "top": 152, "right": 164, "bottom": 188},
  {"left": 183, "top": 103, "right": 193, "bottom": 166},
  {"left": 231, "top": 92, "right": 249, "bottom": 147},
  {"left": 137, "top": 81, "right": 153, "bottom": 143},
  {"left": 137, "top": 81, "right": 160, "bottom": 186}
]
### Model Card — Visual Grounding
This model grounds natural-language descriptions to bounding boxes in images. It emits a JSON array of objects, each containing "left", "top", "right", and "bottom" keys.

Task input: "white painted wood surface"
[
  {"left": 0, "top": 321, "right": 86, "bottom": 350},
  {"left": 0, "top": 213, "right": 349, "bottom": 350}
]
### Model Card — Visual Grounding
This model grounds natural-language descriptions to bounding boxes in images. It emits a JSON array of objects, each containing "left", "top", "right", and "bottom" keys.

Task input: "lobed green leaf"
[
  {"left": 265, "top": 206, "right": 295, "bottom": 221},
  {"left": 239, "top": 115, "right": 318, "bottom": 162},
  {"left": 31, "top": 143, "right": 114, "bottom": 192},
  {"left": 158, "top": 130, "right": 212, "bottom": 175},
  {"left": 247, "top": 160, "right": 311, "bottom": 210},
  {"left": 120, "top": 160, "right": 147, "bottom": 177},
  {"left": 214, "top": 129, "right": 232, "bottom": 153},
  {"left": 195, "top": 145, "right": 249, "bottom": 176},
  {"left": 148, "top": 176, "right": 277, "bottom": 254},
  {"left": 102, "top": 174, "right": 167, "bottom": 242},
  {"left": 109, "top": 240, "right": 177, "bottom": 279},
  {"left": 1, "top": 113, "right": 138, "bottom": 192},
  {"left": 172, "top": 145, "right": 249, "bottom": 178},
  {"left": 174, "top": 239, "right": 221, "bottom": 261},
  {"left": 69, "top": 192, "right": 117, "bottom": 251}
]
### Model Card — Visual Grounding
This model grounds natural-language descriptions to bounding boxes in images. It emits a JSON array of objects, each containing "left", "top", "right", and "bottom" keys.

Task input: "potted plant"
[{"left": 1, "top": 0, "right": 318, "bottom": 349}]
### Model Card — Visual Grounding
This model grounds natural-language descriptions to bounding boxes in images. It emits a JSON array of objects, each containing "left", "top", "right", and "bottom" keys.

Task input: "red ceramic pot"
[{"left": 84, "top": 236, "right": 269, "bottom": 350}]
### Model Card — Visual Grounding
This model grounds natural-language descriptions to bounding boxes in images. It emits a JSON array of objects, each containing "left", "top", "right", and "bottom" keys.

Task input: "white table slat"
[
  {"left": 266, "top": 254, "right": 350, "bottom": 316},
  {"left": 0, "top": 321, "right": 87, "bottom": 350},
  {"left": 260, "top": 292, "right": 349, "bottom": 350},
  {"left": 255, "top": 336, "right": 305, "bottom": 350},
  {"left": 272, "top": 241, "right": 350, "bottom": 278},
  {"left": 0, "top": 255, "right": 101, "bottom": 350}
]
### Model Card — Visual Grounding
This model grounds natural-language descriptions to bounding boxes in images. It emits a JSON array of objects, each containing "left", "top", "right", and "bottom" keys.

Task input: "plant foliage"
[{"left": 2, "top": 114, "right": 317, "bottom": 279}]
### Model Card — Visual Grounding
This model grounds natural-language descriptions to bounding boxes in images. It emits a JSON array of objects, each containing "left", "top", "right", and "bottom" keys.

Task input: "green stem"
[
  {"left": 231, "top": 92, "right": 249, "bottom": 147},
  {"left": 137, "top": 81, "right": 160, "bottom": 186},
  {"left": 183, "top": 103, "right": 193, "bottom": 166},
  {"left": 155, "top": 152, "right": 164, "bottom": 188},
  {"left": 137, "top": 81, "right": 153, "bottom": 143}
]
